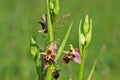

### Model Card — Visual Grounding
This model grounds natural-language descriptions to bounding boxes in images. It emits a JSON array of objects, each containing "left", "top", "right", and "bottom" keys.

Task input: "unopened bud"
[
  {"left": 30, "top": 37, "right": 38, "bottom": 58},
  {"left": 81, "top": 33, "right": 86, "bottom": 45},
  {"left": 86, "top": 19, "right": 92, "bottom": 45},
  {"left": 49, "top": 1, "right": 54, "bottom": 10},
  {"left": 83, "top": 15, "right": 89, "bottom": 36}
]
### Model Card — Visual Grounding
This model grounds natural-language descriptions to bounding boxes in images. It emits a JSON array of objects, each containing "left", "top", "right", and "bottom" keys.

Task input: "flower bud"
[
  {"left": 83, "top": 15, "right": 89, "bottom": 36},
  {"left": 80, "top": 33, "right": 86, "bottom": 45},
  {"left": 49, "top": 1, "right": 54, "bottom": 10},
  {"left": 30, "top": 37, "right": 38, "bottom": 58},
  {"left": 86, "top": 19, "right": 92, "bottom": 45}
]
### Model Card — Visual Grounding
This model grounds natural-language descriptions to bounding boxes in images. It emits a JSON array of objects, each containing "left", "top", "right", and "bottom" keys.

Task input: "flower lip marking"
[
  {"left": 44, "top": 48, "right": 56, "bottom": 68},
  {"left": 63, "top": 53, "right": 75, "bottom": 64}
]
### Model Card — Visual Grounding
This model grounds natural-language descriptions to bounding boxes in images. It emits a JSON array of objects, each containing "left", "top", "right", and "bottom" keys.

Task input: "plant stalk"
[
  {"left": 46, "top": 0, "right": 53, "bottom": 42},
  {"left": 79, "top": 44, "right": 88, "bottom": 80}
]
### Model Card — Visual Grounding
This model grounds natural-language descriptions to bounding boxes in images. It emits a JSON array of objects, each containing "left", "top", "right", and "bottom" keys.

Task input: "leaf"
[
  {"left": 87, "top": 58, "right": 98, "bottom": 80},
  {"left": 78, "top": 19, "right": 82, "bottom": 55},
  {"left": 46, "top": 65, "right": 54, "bottom": 80},
  {"left": 56, "top": 22, "right": 73, "bottom": 60}
]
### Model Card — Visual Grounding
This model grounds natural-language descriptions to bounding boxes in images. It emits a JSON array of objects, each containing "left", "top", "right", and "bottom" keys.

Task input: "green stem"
[
  {"left": 54, "top": 0, "right": 59, "bottom": 15},
  {"left": 79, "top": 45, "right": 88, "bottom": 80},
  {"left": 46, "top": 65, "right": 54, "bottom": 80},
  {"left": 46, "top": 0, "right": 54, "bottom": 79},
  {"left": 46, "top": 0, "right": 60, "bottom": 79},
  {"left": 46, "top": 0, "right": 53, "bottom": 42},
  {"left": 79, "top": 52, "right": 85, "bottom": 80}
]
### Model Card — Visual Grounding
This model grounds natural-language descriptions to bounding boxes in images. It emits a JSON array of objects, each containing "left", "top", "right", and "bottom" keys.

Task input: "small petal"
[
  {"left": 38, "top": 28, "right": 46, "bottom": 32},
  {"left": 50, "top": 42, "right": 57, "bottom": 52},
  {"left": 38, "top": 14, "right": 48, "bottom": 33},
  {"left": 41, "top": 14, "right": 47, "bottom": 23},
  {"left": 73, "top": 49, "right": 81, "bottom": 64}
]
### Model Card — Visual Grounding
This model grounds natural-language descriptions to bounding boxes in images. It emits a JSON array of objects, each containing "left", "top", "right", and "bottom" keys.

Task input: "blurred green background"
[{"left": 0, "top": 0, "right": 120, "bottom": 80}]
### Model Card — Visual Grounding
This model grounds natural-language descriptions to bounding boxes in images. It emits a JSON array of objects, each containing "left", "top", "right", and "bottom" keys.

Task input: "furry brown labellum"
[
  {"left": 63, "top": 53, "right": 75, "bottom": 64},
  {"left": 44, "top": 48, "right": 56, "bottom": 68}
]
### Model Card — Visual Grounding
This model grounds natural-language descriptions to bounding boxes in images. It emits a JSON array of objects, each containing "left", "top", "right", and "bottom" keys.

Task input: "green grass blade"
[
  {"left": 56, "top": 22, "right": 73, "bottom": 60},
  {"left": 87, "top": 58, "right": 97, "bottom": 80}
]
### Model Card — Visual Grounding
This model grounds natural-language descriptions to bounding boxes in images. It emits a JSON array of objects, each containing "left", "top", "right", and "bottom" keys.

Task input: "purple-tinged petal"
[
  {"left": 43, "top": 63, "right": 47, "bottom": 70},
  {"left": 54, "top": 58, "right": 57, "bottom": 63},
  {"left": 51, "top": 42, "right": 57, "bottom": 52},
  {"left": 38, "top": 28, "right": 46, "bottom": 32},
  {"left": 51, "top": 42, "right": 57, "bottom": 63},
  {"left": 41, "top": 14, "right": 47, "bottom": 23},
  {"left": 73, "top": 49, "right": 81, "bottom": 64}
]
